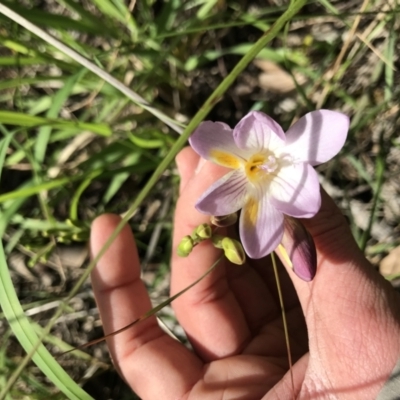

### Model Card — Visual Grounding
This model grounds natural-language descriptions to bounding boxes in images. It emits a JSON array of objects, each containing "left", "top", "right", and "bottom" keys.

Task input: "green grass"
[{"left": 0, "top": 0, "right": 399, "bottom": 398}]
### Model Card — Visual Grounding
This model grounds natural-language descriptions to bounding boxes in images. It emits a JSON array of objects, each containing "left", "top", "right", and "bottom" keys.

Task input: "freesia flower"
[{"left": 189, "top": 110, "right": 349, "bottom": 273}]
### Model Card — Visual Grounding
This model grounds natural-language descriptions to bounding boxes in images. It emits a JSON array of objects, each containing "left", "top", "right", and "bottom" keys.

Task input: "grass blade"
[
  {"left": 35, "top": 69, "right": 88, "bottom": 163},
  {"left": 0, "top": 111, "right": 111, "bottom": 136},
  {"left": 0, "top": 240, "right": 93, "bottom": 399}
]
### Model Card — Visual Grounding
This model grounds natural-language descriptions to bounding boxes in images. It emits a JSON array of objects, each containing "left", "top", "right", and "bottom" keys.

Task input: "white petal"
[
  {"left": 195, "top": 169, "right": 248, "bottom": 216},
  {"left": 239, "top": 189, "right": 284, "bottom": 259},
  {"left": 283, "top": 110, "right": 349, "bottom": 165},
  {"left": 270, "top": 163, "right": 321, "bottom": 218},
  {"left": 233, "top": 111, "right": 286, "bottom": 153}
]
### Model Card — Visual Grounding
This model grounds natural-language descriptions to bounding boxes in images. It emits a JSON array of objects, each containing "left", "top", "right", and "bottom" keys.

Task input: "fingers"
[
  {"left": 284, "top": 188, "right": 392, "bottom": 312},
  {"left": 90, "top": 214, "right": 202, "bottom": 399},
  {"left": 173, "top": 147, "right": 278, "bottom": 361},
  {"left": 176, "top": 146, "right": 200, "bottom": 193}
]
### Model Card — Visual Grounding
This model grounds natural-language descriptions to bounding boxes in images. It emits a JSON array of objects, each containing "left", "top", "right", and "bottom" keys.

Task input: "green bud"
[
  {"left": 194, "top": 223, "right": 212, "bottom": 239},
  {"left": 211, "top": 234, "right": 225, "bottom": 249},
  {"left": 177, "top": 235, "right": 194, "bottom": 257},
  {"left": 221, "top": 237, "right": 246, "bottom": 265}
]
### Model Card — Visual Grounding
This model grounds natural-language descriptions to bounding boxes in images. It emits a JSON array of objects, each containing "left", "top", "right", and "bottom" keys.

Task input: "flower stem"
[{"left": 271, "top": 251, "right": 295, "bottom": 399}]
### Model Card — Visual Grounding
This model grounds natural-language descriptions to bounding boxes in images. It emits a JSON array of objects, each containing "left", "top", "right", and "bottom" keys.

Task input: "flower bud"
[
  {"left": 193, "top": 223, "right": 212, "bottom": 240},
  {"left": 221, "top": 237, "right": 246, "bottom": 265},
  {"left": 177, "top": 235, "right": 194, "bottom": 257},
  {"left": 211, "top": 234, "right": 225, "bottom": 249},
  {"left": 280, "top": 217, "right": 317, "bottom": 281},
  {"left": 210, "top": 213, "right": 238, "bottom": 227}
]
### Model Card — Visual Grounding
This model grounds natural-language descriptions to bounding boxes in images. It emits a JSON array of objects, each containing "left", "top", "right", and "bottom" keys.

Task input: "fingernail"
[{"left": 281, "top": 217, "right": 317, "bottom": 281}]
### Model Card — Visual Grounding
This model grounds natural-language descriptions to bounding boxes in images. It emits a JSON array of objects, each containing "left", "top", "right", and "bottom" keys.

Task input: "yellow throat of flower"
[{"left": 245, "top": 153, "right": 278, "bottom": 183}]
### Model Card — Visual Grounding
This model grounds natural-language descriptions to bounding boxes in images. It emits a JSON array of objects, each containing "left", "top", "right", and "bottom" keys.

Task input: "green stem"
[
  {"left": 271, "top": 252, "right": 295, "bottom": 399},
  {"left": 63, "top": 255, "right": 224, "bottom": 353},
  {"left": 360, "top": 136, "right": 385, "bottom": 252}
]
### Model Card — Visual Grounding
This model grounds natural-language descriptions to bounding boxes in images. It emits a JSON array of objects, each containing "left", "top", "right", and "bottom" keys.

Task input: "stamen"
[
  {"left": 245, "top": 153, "right": 279, "bottom": 183},
  {"left": 260, "top": 155, "right": 278, "bottom": 173}
]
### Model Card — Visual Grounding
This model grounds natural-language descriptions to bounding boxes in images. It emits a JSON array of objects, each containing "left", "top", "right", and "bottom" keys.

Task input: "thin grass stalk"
[
  {"left": 63, "top": 255, "right": 224, "bottom": 353},
  {"left": 271, "top": 252, "right": 295, "bottom": 399},
  {"left": 360, "top": 134, "right": 385, "bottom": 251}
]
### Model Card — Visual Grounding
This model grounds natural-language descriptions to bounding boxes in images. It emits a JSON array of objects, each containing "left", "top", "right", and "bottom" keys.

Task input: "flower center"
[{"left": 245, "top": 153, "right": 279, "bottom": 183}]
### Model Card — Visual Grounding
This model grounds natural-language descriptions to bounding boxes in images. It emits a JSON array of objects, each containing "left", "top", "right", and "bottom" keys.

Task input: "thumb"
[
  {"left": 284, "top": 188, "right": 400, "bottom": 396},
  {"left": 288, "top": 188, "right": 395, "bottom": 315}
]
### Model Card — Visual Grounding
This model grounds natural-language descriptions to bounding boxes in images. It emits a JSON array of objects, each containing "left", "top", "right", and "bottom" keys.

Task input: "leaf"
[
  {"left": 0, "top": 132, "right": 13, "bottom": 182},
  {"left": 0, "top": 2, "right": 111, "bottom": 36},
  {"left": 0, "top": 175, "right": 83, "bottom": 203},
  {"left": 0, "top": 111, "right": 111, "bottom": 136},
  {"left": 129, "top": 133, "right": 164, "bottom": 149},
  {"left": 35, "top": 69, "right": 88, "bottom": 163},
  {"left": 0, "top": 240, "right": 93, "bottom": 399}
]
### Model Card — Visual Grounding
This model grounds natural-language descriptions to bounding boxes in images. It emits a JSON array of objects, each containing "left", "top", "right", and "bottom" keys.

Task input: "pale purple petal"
[
  {"left": 270, "top": 163, "right": 320, "bottom": 218},
  {"left": 233, "top": 111, "right": 286, "bottom": 153},
  {"left": 195, "top": 169, "right": 248, "bottom": 216},
  {"left": 239, "top": 190, "right": 284, "bottom": 259},
  {"left": 283, "top": 110, "right": 349, "bottom": 166},
  {"left": 189, "top": 121, "right": 250, "bottom": 166},
  {"left": 281, "top": 218, "right": 317, "bottom": 281}
]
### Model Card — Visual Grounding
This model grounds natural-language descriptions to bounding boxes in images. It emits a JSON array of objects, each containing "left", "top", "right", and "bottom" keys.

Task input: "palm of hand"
[{"left": 172, "top": 255, "right": 308, "bottom": 399}]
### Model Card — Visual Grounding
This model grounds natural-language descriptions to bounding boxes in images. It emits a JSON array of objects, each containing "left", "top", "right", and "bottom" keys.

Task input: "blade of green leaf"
[
  {"left": 0, "top": 2, "right": 110, "bottom": 36},
  {"left": 69, "top": 170, "right": 102, "bottom": 221},
  {"left": 0, "top": 240, "right": 93, "bottom": 399},
  {"left": 0, "top": 133, "right": 13, "bottom": 181},
  {"left": 0, "top": 56, "right": 46, "bottom": 66},
  {"left": 0, "top": 111, "right": 111, "bottom": 136},
  {"left": 35, "top": 69, "right": 88, "bottom": 162},
  {"left": 0, "top": 176, "right": 77, "bottom": 203}
]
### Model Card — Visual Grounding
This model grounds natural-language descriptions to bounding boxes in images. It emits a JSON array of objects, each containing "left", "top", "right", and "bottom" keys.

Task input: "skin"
[{"left": 90, "top": 147, "right": 400, "bottom": 400}]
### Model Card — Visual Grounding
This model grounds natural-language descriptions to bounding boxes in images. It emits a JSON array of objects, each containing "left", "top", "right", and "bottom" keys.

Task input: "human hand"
[{"left": 90, "top": 146, "right": 400, "bottom": 399}]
